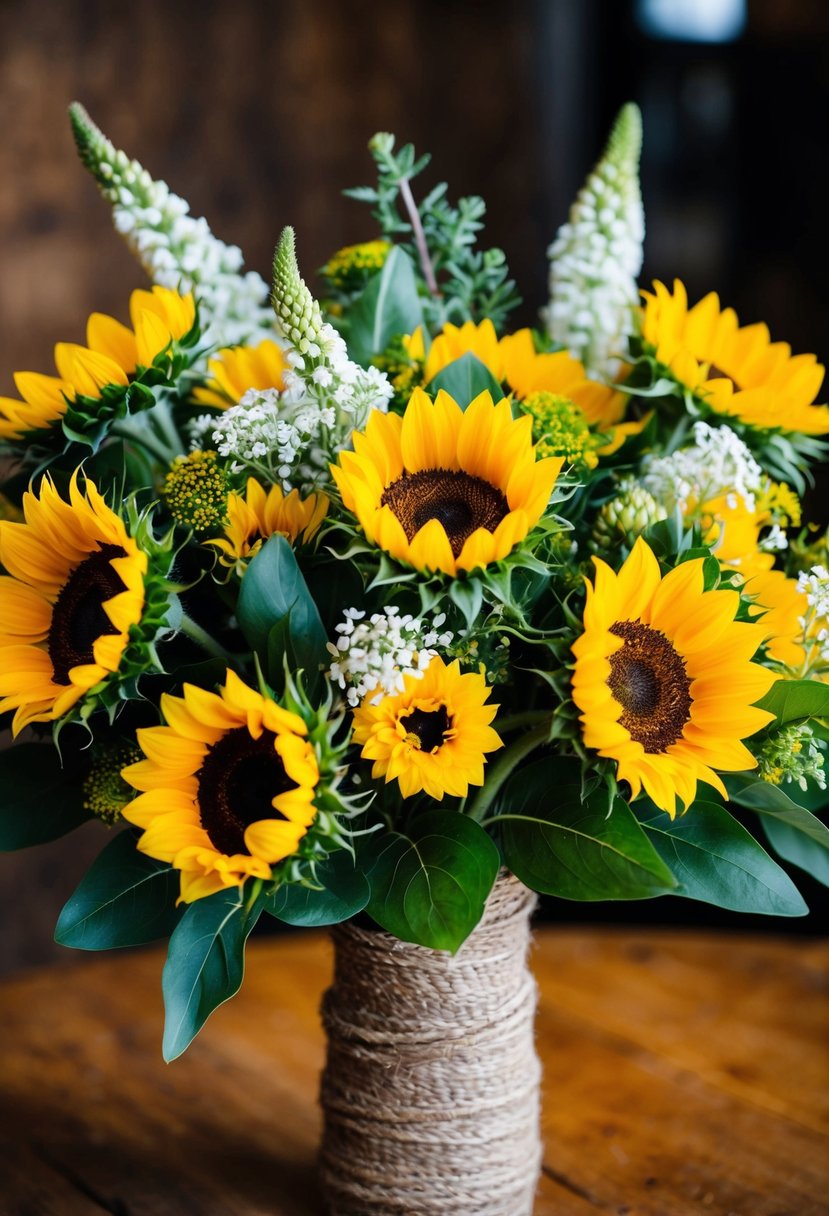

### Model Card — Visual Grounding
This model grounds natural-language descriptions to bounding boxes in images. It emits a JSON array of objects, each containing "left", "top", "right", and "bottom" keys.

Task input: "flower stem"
[
  {"left": 111, "top": 421, "right": 174, "bottom": 465},
  {"left": 466, "top": 720, "right": 553, "bottom": 823},
  {"left": 179, "top": 613, "right": 233, "bottom": 663},
  {"left": 494, "top": 710, "right": 550, "bottom": 733},
  {"left": 398, "top": 175, "right": 440, "bottom": 297}
]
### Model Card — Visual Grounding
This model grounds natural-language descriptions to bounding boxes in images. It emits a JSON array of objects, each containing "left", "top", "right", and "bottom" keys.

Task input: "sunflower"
[
  {"left": 0, "top": 286, "right": 196, "bottom": 441},
  {"left": 121, "top": 670, "right": 321, "bottom": 903},
  {"left": 0, "top": 474, "right": 147, "bottom": 735},
  {"left": 744, "top": 568, "right": 807, "bottom": 669},
  {"left": 210, "top": 477, "right": 329, "bottom": 569},
  {"left": 418, "top": 320, "right": 631, "bottom": 436},
  {"left": 640, "top": 279, "right": 829, "bottom": 436},
  {"left": 571, "top": 537, "right": 776, "bottom": 815},
  {"left": 351, "top": 655, "right": 502, "bottom": 799},
  {"left": 698, "top": 493, "right": 774, "bottom": 579},
  {"left": 332, "top": 387, "right": 562, "bottom": 577},
  {"left": 192, "top": 338, "right": 288, "bottom": 408}
]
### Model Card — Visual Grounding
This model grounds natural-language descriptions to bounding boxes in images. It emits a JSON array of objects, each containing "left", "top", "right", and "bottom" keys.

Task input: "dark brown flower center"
[
  {"left": 607, "top": 620, "right": 692, "bottom": 753},
  {"left": 400, "top": 705, "right": 452, "bottom": 752},
  {"left": 48, "top": 544, "right": 128, "bottom": 685},
  {"left": 707, "top": 363, "right": 739, "bottom": 387},
  {"left": 196, "top": 727, "right": 298, "bottom": 856},
  {"left": 381, "top": 468, "right": 509, "bottom": 558}
]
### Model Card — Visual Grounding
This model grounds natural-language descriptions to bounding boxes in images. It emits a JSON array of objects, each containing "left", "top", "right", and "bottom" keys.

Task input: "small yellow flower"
[
  {"left": 210, "top": 478, "right": 329, "bottom": 570},
  {"left": 121, "top": 670, "right": 321, "bottom": 904},
  {"left": 322, "top": 240, "right": 391, "bottom": 290},
  {"left": 164, "top": 450, "right": 229, "bottom": 537},
  {"left": 192, "top": 338, "right": 288, "bottom": 409},
  {"left": 351, "top": 655, "right": 502, "bottom": 800},
  {"left": 640, "top": 279, "right": 829, "bottom": 436}
]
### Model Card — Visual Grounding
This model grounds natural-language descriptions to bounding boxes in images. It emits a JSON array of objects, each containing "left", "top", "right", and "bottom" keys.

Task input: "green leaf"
[
  {"left": 498, "top": 758, "right": 677, "bottom": 900},
  {"left": 727, "top": 774, "right": 829, "bottom": 848},
  {"left": 362, "top": 811, "right": 500, "bottom": 952},
  {"left": 265, "top": 849, "right": 370, "bottom": 926},
  {"left": 236, "top": 534, "right": 327, "bottom": 691},
  {"left": 0, "top": 743, "right": 91, "bottom": 850},
  {"left": 346, "top": 247, "right": 424, "bottom": 366},
  {"left": 756, "top": 679, "right": 829, "bottom": 727},
  {"left": 427, "top": 353, "right": 504, "bottom": 406},
  {"left": 162, "top": 886, "right": 262, "bottom": 1061},
  {"left": 55, "top": 830, "right": 182, "bottom": 949},
  {"left": 761, "top": 816, "right": 829, "bottom": 888},
  {"left": 639, "top": 801, "right": 808, "bottom": 916}
]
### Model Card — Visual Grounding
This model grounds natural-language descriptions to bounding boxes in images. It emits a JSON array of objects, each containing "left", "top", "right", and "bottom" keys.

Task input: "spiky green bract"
[
  {"left": 67, "top": 102, "right": 273, "bottom": 347},
  {"left": 590, "top": 479, "right": 667, "bottom": 554},
  {"left": 545, "top": 102, "right": 644, "bottom": 377},
  {"left": 255, "top": 663, "right": 369, "bottom": 891},
  {"left": 271, "top": 227, "right": 326, "bottom": 355}
]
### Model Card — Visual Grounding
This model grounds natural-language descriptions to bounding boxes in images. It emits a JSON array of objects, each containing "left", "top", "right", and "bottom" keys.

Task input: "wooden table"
[{"left": 0, "top": 929, "right": 827, "bottom": 1215}]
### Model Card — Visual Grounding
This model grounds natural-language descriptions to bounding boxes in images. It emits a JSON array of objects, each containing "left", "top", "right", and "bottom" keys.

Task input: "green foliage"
[
  {"left": 497, "top": 757, "right": 678, "bottom": 900},
  {"left": 346, "top": 247, "right": 424, "bottom": 365},
  {"left": 55, "top": 830, "right": 182, "bottom": 949},
  {"left": 265, "top": 849, "right": 370, "bottom": 926},
  {"left": 236, "top": 534, "right": 328, "bottom": 694},
  {"left": 162, "top": 886, "right": 263, "bottom": 1061},
  {"left": 427, "top": 353, "right": 504, "bottom": 406},
  {"left": 756, "top": 679, "right": 829, "bottom": 728},
  {"left": 361, "top": 810, "right": 500, "bottom": 952},
  {"left": 345, "top": 132, "right": 520, "bottom": 331},
  {"left": 0, "top": 743, "right": 91, "bottom": 850},
  {"left": 761, "top": 816, "right": 829, "bottom": 888},
  {"left": 638, "top": 800, "right": 808, "bottom": 916}
]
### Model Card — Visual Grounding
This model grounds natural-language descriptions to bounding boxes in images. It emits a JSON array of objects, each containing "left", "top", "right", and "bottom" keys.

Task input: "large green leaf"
[
  {"left": 346, "top": 247, "right": 424, "bottom": 366},
  {"left": 499, "top": 758, "right": 677, "bottom": 900},
  {"left": 639, "top": 801, "right": 808, "bottom": 916},
  {"left": 265, "top": 849, "right": 370, "bottom": 926},
  {"left": 427, "top": 353, "right": 504, "bottom": 406},
  {"left": 0, "top": 743, "right": 91, "bottom": 850},
  {"left": 236, "top": 534, "right": 327, "bottom": 691},
  {"left": 362, "top": 811, "right": 500, "bottom": 952},
  {"left": 728, "top": 774, "right": 829, "bottom": 845},
  {"left": 761, "top": 816, "right": 829, "bottom": 887},
  {"left": 756, "top": 679, "right": 829, "bottom": 726},
  {"left": 162, "top": 887, "right": 262, "bottom": 1061},
  {"left": 55, "top": 830, "right": 182, "bottom": 949}
]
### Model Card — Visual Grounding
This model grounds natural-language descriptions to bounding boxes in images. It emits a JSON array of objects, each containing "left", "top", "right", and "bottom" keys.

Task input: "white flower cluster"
[
  {"left": 327, "top": 606, "right": 454, "bottom": 707},
  {"left": 72, "top": 107, "right": 274, "bottom": 349},
  {"left": 189, "top": 323, "right": 392, "bottom": 491},
  {"left": 642, "top": 421, "right": 764, "bottom": 514},
  {"left": 544, "top": 103, "right": 644, "bottom": 379},
  {"left": 797, "top": 565, "right": 829, "bottom": 671}
]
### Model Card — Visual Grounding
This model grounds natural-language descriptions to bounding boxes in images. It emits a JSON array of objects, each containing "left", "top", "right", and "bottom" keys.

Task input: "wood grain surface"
[{"left": 0, "top": 928, "right": 826, "bottom": 1215}]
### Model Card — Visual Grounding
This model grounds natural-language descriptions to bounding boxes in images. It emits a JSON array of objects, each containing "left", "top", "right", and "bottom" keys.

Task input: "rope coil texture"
[{"left": 319, "top": 871, "right": 542, "bottom": 1215}]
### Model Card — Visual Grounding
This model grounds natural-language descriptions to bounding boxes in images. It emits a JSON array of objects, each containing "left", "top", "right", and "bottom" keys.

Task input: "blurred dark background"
[{"left": 1, "top": 0, "right": 827, "bottom": 973}]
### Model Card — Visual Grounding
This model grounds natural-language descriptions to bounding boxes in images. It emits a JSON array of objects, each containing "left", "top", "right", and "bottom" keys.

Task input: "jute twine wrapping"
[{"left": 319, "top": 871, "right": 542, "bottom": 1216}]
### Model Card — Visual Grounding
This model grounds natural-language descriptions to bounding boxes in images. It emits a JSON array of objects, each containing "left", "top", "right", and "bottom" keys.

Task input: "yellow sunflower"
[
  {"left": 121, "top": 670, "right": 320, "bottom": 903},
  {"left": 192, "top": 338, "right": 288, "bottom": 408},
  {"left": 210, "top": 478, "right": 329, "bottom": 569},
  {"left": 698, "top": 493, "right": 774, "bottom": 579},
  {"left": 640, "top": 279, "right": 829, "bottom": 435},
  {"left": 0, "top": 286, "right": 195, "bottom": 441},
  {"left": 417, "top": 319, "right": 632, "bottom": 436},
  {"left": 571, "top": 537, "right": 776, "bottom": 816},
  {"left": 0, "top": 474, "right": 147, "bottom": 735},
  {"left": 332, "top": 387, "right": 562, "bottom": 577},
  {"left": 351, "top": 655, "right": 502, "bottom": 800},
  {"left": 744, "top": 569, "right": 807, "bottom": 669}
]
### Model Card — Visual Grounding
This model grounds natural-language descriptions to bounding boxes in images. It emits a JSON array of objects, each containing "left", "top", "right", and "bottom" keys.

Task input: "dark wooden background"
[{"left": 1, "top": 0, "right": 828, "bottom": 974}]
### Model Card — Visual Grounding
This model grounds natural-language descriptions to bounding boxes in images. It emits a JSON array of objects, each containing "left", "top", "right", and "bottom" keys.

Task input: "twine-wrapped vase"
[{"left": 319, "top": 871, "right": 542, "bottom": 1215}]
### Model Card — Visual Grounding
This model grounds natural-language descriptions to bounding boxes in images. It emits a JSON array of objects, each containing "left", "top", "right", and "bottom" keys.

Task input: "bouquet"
[{"left": 2, "top": 100, "right": 827, "bottom": 1073}]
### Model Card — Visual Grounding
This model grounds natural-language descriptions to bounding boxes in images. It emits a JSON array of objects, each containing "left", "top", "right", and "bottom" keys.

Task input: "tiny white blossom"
[
  {"left": 642, "top": 422, "right": 764, "bottom": 515},
  {"left": 327, "top": 606, "right": 455, "bottom": 707}
]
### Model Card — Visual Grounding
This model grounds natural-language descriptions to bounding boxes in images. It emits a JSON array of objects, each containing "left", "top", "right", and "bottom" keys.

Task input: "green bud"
[
  {"left": 591, "top": 480, "right": 666, "bottom": 553},
  {"left": 271, "top": 227, "right": 325, "bottom": 356}
]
